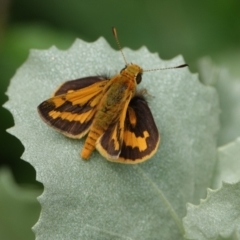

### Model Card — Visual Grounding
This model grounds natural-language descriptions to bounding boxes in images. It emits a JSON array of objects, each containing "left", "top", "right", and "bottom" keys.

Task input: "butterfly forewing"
[
  {"left": 38, "top": 76, "right": 109, "bottom": 138},
  {"left": 53, "top": 76, "right": 109, "bottom": 96}
]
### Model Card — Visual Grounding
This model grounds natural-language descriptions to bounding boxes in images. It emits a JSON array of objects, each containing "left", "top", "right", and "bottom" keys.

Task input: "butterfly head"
[{"left": 120, "top": 63, "right": 143, "bottom": 84}]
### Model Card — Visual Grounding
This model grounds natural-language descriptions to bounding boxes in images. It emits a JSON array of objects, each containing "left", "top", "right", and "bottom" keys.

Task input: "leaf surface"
[
  {"left": 184, "top": 182, "right": 240, "bottom": 240},
  {"left": 198, "top": 58, "right": 240, "bottom": 146},
  {"left": 5, "top": 38, "right": 219, "bottom": 239},
  {"left": 184, "top": 137, "right": 240, "bottom": 240}
]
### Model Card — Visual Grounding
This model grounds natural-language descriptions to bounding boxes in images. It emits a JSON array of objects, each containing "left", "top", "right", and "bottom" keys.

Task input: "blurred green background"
[{"left": 0, "top": 1, "right": 240, "bottom": 239}]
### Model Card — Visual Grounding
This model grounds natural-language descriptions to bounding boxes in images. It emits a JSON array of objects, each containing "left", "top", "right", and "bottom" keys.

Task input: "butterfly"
[{"left": 38, "top": 27, "right": 187, "bottom": 164}]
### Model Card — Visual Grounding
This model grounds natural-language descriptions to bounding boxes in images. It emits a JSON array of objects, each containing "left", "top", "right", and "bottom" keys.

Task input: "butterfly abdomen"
[
  {"left": 80, "top": 108, "right": 121, "bottom": 159},
  {"left": 81, "top": 127, "right": 102, "bottom": 159}
]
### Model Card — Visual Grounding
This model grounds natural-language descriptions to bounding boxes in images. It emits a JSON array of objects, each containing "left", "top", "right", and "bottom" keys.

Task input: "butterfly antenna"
[
  {"left": 112, "top": 27, "right": 128, "bottom": 65},
  {"left": 143, "top": 63, "right": 188, "bottom": 72}
]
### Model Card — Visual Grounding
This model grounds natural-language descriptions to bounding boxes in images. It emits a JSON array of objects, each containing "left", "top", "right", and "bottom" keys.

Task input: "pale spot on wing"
[{"left": 124, "top": 130, "right": 149, "bottom": 151}]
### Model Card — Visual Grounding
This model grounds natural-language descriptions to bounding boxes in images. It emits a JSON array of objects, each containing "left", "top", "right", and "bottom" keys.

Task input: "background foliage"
[{"left": 1, "top": 1, "right": 240, "bottom": 239}]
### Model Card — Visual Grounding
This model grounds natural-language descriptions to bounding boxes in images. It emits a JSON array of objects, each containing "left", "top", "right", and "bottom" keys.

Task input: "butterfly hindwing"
[
  {"left": 95, "top": 94, "right": 131, "bottom": 159},
  {"left": 119, "top": 94, "right": 160, "bottom": 163},
  {"left": 96, "top": 93, "right": 160, "bottom": 163},
  {"left": 38, "top": 76, "right": 109, "bottom": 138}
]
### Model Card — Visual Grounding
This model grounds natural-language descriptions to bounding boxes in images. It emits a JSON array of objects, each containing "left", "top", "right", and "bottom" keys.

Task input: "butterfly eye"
[{"left": 136, "top": 73, "right": 142, "bottom": 84}]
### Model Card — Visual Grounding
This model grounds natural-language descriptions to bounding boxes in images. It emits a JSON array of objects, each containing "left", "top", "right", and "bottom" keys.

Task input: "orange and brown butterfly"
[{"left": 38, "top": 27, "right": 187, "bottom": 164}]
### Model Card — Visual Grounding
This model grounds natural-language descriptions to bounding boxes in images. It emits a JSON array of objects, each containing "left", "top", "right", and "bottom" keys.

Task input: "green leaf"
[
  {"left": 0, "top": 23, "right": 76, "bottom": 185},
  {"left": 183, "top": 182, "right": 240, "bottom": 240},
  {"left": 198, "top": 58, "right": 240, "bottom": 146},
  {"left": 213, "top": 138, "right": 240, "bottom": 189},
  {"left": 0, "top": 168, "right": 41, "bottom": 240},
  {"left": 4, "top": 38, "right": 219, "bottom": 239},
  {"left": 184, "top": 137, "right": 240, "bottom": 240}
]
